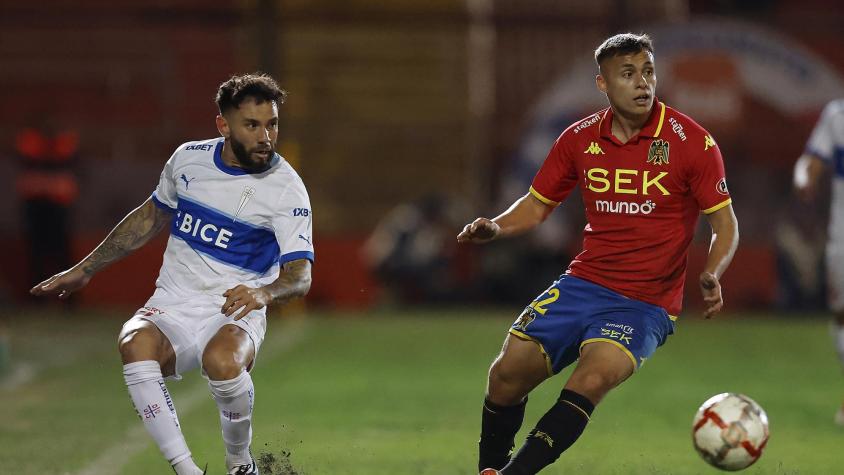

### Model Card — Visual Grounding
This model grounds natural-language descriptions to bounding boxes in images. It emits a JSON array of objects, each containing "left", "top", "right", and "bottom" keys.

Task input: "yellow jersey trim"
[
  {"left": 653, "top": 102, "right": 666, "bottom": 137},
  {"left": 529, "top": 186, "right": 560, "bottom": 207},
  {"left": 702, "top": 198, "right": 732, "bottom": 215},
  {"left": 509, "top": 329, "right": 554, "bottom": 376},
  {"left": 580, "top": 338, "right": 639, "bottom": 371},
  {"left": 668, "top": 314, "right": 678, "bottom": 321}
]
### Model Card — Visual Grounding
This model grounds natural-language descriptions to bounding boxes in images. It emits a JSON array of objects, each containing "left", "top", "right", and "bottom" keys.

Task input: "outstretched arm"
[
  {"left": 699, "top": 204, "right": 739, "bottom": 319},
  {"left": 221, "top": 259, "right": 313, "bottom": 320},
  {"left": 457, "top": 193, "right": 556, "bottom": 244},
  {"left": 30, "top": 197, "right": 172, "bottom": 299}
]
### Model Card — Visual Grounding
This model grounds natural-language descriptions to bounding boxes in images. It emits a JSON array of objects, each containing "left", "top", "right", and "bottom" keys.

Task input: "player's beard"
[{"left": 229, "top": 135, "right": 273, "bottom": 173}]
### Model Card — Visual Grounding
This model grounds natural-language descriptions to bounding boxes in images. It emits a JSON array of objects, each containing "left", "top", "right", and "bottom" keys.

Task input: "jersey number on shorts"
[{"left": 529, "top": 288, "right": 560, "bottom": 315}]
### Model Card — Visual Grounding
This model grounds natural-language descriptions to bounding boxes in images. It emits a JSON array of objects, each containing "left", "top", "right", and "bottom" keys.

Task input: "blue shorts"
[{"left": 509, "top": 275, "right": 674, "bottom": 375}]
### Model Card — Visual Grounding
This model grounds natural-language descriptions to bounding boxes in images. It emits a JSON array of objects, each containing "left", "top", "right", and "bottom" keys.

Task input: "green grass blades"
[{"left": 1, "top": 310, "right": 842, "bottom": 474}]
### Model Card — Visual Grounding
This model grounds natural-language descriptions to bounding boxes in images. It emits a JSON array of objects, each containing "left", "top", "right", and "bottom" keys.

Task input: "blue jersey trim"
[
  {"left": 213, "top": 139, "right": 281, "bottom": 176},
  {"left": 151, "top": 193, "right": 176, "bottom": 212},
  {"left": 171, "top": 234, "right": 279, "bottom": 275},
  {"left": 173, "top": 198, "right": 280, "bottom": 273},
  {"left": 178, "top": 196, "right": 274, "bottom": 232},
  {"left": 280, "top": 250, "right": 315, "bottom": 265}
]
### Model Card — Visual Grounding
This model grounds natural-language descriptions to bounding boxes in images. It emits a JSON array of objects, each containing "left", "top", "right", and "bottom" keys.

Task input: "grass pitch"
[{"left": 0, "top": 307, "right": 841, "bottom": 474}]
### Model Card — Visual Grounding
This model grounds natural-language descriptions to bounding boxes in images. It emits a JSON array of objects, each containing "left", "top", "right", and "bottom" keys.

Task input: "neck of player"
[{"left": 611, "top": 107, "right": 650, "bottom": 143}]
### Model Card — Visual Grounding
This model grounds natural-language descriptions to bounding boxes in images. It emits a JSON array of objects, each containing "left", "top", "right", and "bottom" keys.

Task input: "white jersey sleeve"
[
  {"left": 272, "top": 178, "right": 315, "bottom": 265},
  {"left": 806, "top": 99, "right": 844, "bottom": 163},
  {"left": 151, "top": 147, "right": 181, "bottom": 211}
]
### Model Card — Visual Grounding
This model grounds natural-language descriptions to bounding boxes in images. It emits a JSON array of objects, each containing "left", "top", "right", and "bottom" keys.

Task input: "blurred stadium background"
[{"left": 1, "top": 0, "right": 843, "bottom": 473}]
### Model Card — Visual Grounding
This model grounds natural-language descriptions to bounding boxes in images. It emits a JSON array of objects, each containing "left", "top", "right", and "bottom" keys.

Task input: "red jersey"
[{"left": 530, "top": 100, "right": 731, "bottom": 317}]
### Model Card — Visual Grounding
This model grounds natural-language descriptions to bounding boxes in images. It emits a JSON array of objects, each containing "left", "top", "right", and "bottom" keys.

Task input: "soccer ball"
[{"left": 691, "top": 393, "right": 769, "bottom": 471}]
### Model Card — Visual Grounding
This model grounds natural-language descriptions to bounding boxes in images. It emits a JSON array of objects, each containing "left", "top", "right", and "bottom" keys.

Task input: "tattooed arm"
[
  {"left": 221, "top": 259, "right": 313, "bottom": 320},
  {"left": 30, "top": 197, "right": 172, "bottom": 299}
]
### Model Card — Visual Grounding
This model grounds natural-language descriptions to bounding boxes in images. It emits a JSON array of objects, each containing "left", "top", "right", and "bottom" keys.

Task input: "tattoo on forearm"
[
  {"left": 81, "top": 201, "right": 170, "bottom": 276},
  {"left": 265, "top": 259, "right": 312, "bottom": 304}
]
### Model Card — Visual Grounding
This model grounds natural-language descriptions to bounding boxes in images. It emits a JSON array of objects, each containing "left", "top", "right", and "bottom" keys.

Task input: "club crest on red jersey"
[{"left": 647, "top": 139, "right": 670, "bottom": 166}]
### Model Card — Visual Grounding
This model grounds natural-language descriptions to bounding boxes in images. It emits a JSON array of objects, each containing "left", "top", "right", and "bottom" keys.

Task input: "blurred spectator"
[
  {"left": 14, "top": 120, "right": 80, "bottom": 292},
  {"left": 364, "top": 194, "right": 465, "bottom": 304}
]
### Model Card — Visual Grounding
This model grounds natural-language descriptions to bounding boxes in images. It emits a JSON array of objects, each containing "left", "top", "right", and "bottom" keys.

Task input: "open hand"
[
  {"left": 30, "top": 267, "right": 91, "bottom": 300},
  {"left": 222, "top": 285, "right": 272, "bottom": 320}
]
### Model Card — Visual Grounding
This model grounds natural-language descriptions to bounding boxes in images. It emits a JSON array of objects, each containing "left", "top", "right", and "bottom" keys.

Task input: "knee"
[
  {"left": 118, "top": 327, "right": 157, "bottom": 364},
  {"left": 202, "top": 348, "right": 246, "bottom": 381},
  {"left": 567, "top": 370, "right": 619, "bottom": 400},
  {"left": 487, "top": 360, "right": 529, "bottom": 405}
]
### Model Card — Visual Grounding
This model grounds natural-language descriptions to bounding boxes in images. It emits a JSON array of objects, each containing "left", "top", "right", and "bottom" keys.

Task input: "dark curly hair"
[
  {"left": 215, "top": 73, "right": 287, "bottom": 115},
  {"left": 594, "top": 33, "right": 654, "bottom": 67}
]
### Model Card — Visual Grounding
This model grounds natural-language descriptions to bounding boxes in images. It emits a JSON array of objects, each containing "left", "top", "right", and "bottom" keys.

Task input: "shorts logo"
[
  {"left": 601, "top": 327, "right": 633, "bottom": 344},
  {"left": 647, "top": 139, "right": 670, "bottom": 166},
  {"left": 605, "top": 322, "right": 635, "bottom": 334},
  {"left": 513, "top": 308, "right": 537, "bottom": 331},
  {"left": 716, "top": 178, "right": 728, "bottom": 195}
]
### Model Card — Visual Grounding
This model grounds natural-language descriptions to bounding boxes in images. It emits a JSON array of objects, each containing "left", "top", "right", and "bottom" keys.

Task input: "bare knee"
[
  {"left": 202, "top": 348, "right": 246, "bottom": 381},
  {"left": 566, "top": 370, "right": 617, "bottom": 402},
  {"left": 487, "top": 360, "right": 530, "bottom": 406},
  {"left": 486, "top": 338, "right": 549, "bottom": 406},
  {"left": 118, "top": 322, "right": 168, "bottom": 365}
]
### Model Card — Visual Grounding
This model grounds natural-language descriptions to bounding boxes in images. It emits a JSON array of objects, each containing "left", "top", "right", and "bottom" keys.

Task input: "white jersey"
[
  {"left": 150, "top": 137, "right": 314, "bottom": 299},
  {"left": 806, "top": 99, "right": 844, "bottom": 244}
]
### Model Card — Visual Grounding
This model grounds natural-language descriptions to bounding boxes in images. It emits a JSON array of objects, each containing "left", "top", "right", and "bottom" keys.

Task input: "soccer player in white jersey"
[
  {"left": 794, "top": 98, "right": 844, "bottom": 426},
  {"left": 31, "top": 73, "right": 313, "bottom": 474}
]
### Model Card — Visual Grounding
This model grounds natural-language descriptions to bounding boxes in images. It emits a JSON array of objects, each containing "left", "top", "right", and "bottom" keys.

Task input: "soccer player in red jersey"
[{"left": 459, "top": 33, "right": 739, "bottom": 474}]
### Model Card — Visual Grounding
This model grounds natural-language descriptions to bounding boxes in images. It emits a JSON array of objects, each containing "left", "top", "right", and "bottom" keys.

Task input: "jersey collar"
[
  {"left": 599, "top": 99, "right": 665, "bottom": 144},
  {"left": 213, "top": 139, "right": 280, "bottom": 176}
]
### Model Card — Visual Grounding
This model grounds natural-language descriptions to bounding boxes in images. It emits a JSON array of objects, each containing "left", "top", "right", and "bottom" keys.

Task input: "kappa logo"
[
  {"left": 179, "top": 174, "right": 196, "bottom": 189},
  {"left": 647, "top": 139, "right": 670, "bottom": 166},
  {"left": 584, "top": 142, "right": 605, "bottom": 155},
  {"left": 704, "top": 135, "right": 716, "bottom": 151},
  {"left": 233, "top": 186, "right": 256, "bottom": 221}
]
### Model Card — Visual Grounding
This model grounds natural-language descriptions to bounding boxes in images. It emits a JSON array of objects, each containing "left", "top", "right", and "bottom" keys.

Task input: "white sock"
[
  {"left": 208, "top": 370, "right": 255, "bottom": 468},
  {"left": 123, "top": 361, "right": 201, "bottom": 474}
]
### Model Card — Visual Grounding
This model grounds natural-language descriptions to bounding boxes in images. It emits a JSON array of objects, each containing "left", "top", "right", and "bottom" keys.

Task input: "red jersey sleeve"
[
  {"left": 686, "top": 132, "right": 732, "bottom": 214},
  {"left": 529, "top": 134, "right": 579, "bottom": 206}
]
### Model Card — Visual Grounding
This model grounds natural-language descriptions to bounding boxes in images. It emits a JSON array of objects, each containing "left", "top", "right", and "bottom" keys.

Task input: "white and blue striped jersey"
[
  {"left": 806, "top": 99, "right": 844, "bottom": 243},
  {"left": 150, "top": 137, "right": 314, "bottom": 297}
]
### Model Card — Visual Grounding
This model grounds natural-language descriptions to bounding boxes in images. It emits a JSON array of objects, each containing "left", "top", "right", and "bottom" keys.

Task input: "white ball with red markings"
[{"left": 691, "top": 393, "right": 769, "bottom": 471}]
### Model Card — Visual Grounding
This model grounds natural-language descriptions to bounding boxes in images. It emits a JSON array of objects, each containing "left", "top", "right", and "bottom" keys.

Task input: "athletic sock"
[
  {"left": 123, "top": 361, "right": 201, "bottom": 473},
  {"left": 478, "top": 397, "right": 527, "bottom": 471},
  {"left": 501, "top": 389, "right": 595, "bottom": 475},
  {"left": 208, "top": 370, "right": 255, "bottom": 468}
]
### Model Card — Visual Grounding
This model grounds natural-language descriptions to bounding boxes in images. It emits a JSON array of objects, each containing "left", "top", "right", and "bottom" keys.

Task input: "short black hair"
[
  {"left": 594, "top": 33, "right": 654, "bottom": 66},
  {"left": 215, "top": 73, "right": 287, "bottom": 115}
]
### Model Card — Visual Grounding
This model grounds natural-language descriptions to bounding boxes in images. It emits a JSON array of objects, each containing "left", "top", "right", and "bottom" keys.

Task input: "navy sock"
[
  {"left": 478, "top": 397, "right": 527, "bottom": 471},
  {"left": 501, "top": 389, "right": 595, "bottom": 475}
]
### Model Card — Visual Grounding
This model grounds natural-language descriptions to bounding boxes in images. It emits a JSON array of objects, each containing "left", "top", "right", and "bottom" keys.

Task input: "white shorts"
[
  {"left": 828, "top": 244, "right": 844, "bottom": 312},
  {"left": 122, "top": 287, "right": 267, "bottom": 380}
]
